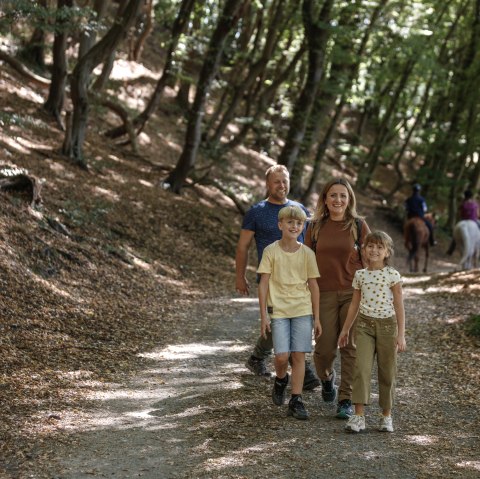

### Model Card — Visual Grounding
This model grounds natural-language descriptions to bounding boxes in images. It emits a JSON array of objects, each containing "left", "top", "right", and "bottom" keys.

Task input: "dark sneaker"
[
  {"left": 287, "top": 395, "right": 309, "bottom": 420},
  {"left": 303, "top": 362, "right": 321, "bottom": 391},
  {"left": 336, "top": 399, "right": 354, "bottom": 419},
  {"left": 245, "top": 356, "right": 272, "bottom": 378},
  {"left": 272, "top": 374, "right": 289, "bottom": 406},
  {"left": 321, "top": 370, "right": 337, "bottom": 402}
]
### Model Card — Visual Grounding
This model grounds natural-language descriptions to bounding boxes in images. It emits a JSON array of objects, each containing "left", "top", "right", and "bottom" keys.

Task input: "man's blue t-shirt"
[
  {"left": 405, "top": 193, "right": 427, "bottom": 219},
  {"left": 242, "top": 199, "right": 310, "bottom": 264}
]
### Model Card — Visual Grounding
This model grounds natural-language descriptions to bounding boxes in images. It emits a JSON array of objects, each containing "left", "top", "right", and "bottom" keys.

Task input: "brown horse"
[{"left": 404, "top": 214, "right": 433, "bottom": 272}]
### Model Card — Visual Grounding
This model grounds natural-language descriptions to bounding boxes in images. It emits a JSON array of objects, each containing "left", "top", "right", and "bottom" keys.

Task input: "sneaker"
[
  {"left": 287, "top": 395, "right": 309, "bottom": 420},
  {"left": 321, "top": 370, "right": 337, "bottom": 402},
  {"left": 379, "top": 415, "right": 394, "bottom": 432},
  {"left": 272, "top": 373, "right": 289, "bottom": 406},
  {"left": 336, "top": 399, "right": 354, "bottom": 419},
  {"left": 303, "top": 362, "right": 321, "bottom": 391},
  {"left": 245, "top": 356, "right": 272, "bottom": 378},
  {"left": 345, "top": 414, "right": 366, "bottom": 433}
]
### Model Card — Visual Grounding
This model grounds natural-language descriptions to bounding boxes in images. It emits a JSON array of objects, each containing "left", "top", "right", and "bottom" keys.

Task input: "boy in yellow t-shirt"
[{"left": 258, "top": 205, "right": 321, "bottom": 419}]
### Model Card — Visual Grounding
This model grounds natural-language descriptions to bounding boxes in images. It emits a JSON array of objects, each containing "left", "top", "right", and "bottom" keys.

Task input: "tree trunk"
[
  {"left": 131, "top": 0, "right": 154, "bottom": 61},
  {"left": 92, "top": 0, "right": 127, "bottom": 91},
  {"left": 44, "top": 0, "right": 73, "bottom": 127},
  {"left": 63, "top": 0, "right": 144, "bottom": 165},
  {"left": 357, "top": 59, "right": 415, "bottom": 190},
  {"left": 208, "top": 0, "right": 287, "bottom": 149},
  {"left": 221, "top": 43, "right": 305, "bottom": 154},
  {"left": 301, "top": 0, "right": 389, "bottom": 202},
  {"left": 277, "top": 0, "right": 334, "bottom": 175},
  {"left": 165, "top": 0, "right": 248, "bottom": 193},
  {"left": 78, "top": 0, "right": 110, "bottom": 60},
  {"left": 105, "top": 0, "right": 197, "bottom": 139}
]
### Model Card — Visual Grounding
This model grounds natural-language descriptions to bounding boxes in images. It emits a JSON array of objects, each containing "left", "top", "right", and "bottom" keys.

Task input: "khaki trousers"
[
  {"left": 313, "top": 289, "right": 356, "bottom": 402},
  {"left": 352, "top": 313, "right": 398, "bottom": 410}
]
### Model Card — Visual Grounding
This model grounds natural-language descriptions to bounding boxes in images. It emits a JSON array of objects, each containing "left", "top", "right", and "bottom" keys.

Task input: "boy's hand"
[
  {"left": 337, "top": 329, "right": 349, "bottom": 348},
  {"left": 261, "top": 317, "right": 271, "bottom": 339},
  {"left": 397, "top": 335, "right": 406, "bottom": 352},
  {"left": 314, "top": 319, "right": 322, "bottom": 338}
]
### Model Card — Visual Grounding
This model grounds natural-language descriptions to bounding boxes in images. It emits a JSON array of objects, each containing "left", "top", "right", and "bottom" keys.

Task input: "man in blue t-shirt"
[
  {"left": 405, "top": 183, "right": 435, "bottom": 246},
  {"left": 235, "top": 165, "right": 320, "bottom": 390}
]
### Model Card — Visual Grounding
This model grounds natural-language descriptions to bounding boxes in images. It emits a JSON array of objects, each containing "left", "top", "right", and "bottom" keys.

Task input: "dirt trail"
[
  {"left": 23, "top": 211, "right": 480, "bottom": 479},
  {"left": 34, "top": 277, "right": 479, "bottom": 477}
]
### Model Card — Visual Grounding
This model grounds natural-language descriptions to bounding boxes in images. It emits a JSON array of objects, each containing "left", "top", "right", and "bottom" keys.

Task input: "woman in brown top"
[{"left": 305, "top": 178, "right": 370, "bottom": 419}]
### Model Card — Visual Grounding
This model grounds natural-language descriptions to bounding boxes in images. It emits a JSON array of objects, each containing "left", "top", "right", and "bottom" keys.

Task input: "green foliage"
[
  {"left": 0, "top": 1, "right": 103, "bottom": 36},
  {"left": 465, "top": 315, "right": 480, "bottom": 338},
  {"left": 0, "top": 112, "right": 48, "bottom": 131}
]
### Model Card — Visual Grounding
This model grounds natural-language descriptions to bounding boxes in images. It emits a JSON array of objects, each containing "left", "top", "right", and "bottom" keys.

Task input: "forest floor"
[{"left": 1, "top": 49, "right": 479, "bottom": 479}]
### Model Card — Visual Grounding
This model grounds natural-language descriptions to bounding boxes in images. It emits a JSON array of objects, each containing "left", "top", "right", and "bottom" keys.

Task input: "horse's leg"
[{"left": 423, "top": 245, "right": 429, "bottom": 273}]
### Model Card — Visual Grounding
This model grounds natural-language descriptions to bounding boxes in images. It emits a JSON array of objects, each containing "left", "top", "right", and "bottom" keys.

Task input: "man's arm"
[{"left": 235, "top": 229, "right": 255, "bottom": 295}]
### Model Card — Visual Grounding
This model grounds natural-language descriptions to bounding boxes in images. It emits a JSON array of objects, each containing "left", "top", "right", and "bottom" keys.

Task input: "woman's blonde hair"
[
  {"left": 278, "top": 205, "right": 307, "bottom": 222},
  {"left": 364, "top": 231, "right": 394, "bottom": 265},
  {"left": 310, "top": 178, "right": 362, "bottom": 241}
]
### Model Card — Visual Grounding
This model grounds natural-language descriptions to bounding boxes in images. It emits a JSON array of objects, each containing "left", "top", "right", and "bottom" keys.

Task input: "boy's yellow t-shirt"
[{"left": 257, "top": 241, "right": 320, "bottom": 319}]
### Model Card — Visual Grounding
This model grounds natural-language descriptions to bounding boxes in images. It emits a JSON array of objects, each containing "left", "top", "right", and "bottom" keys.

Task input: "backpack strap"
[{"left": 353, "top": 218, "right": 364, "bottom": 266}]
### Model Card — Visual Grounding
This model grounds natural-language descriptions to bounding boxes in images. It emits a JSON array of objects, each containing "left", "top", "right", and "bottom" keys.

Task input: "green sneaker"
[{"left": 336, "top": 399, "right": 353, "bottom": 419}]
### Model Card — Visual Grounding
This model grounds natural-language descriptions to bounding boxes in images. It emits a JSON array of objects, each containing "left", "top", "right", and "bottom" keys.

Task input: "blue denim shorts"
[{"left": 271, "top": 315, "right": 313, "bottom": 354}]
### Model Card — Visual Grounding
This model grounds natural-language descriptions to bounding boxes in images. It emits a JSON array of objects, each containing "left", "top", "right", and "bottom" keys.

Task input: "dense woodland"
[
  {"left": 1, "top": 2, "right": 480, "bottom": 477},
  {"left": 1, "top": 0, "right": 479, "bottom": 229}
]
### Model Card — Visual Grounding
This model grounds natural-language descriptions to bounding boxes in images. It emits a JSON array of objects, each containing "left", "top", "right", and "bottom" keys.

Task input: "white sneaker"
[
  {"left": 345, "top": 414, "right": 366, "bottom": 433},
  {"left": 379, "top": 415, "right": 394, "bottom": 432}
]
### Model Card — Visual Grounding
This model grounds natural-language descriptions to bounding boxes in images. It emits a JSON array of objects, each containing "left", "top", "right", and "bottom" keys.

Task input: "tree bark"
[
  {"left": 105, "top": 0, "right": 197, "bottom": 139},
  {"left": 277, "top": 0, "right": 334, "bottom": 175},
  {"left": 63, "top": 0, "right": 144, "bottom": 165},
  {"left": 44, "top": 0, "right": 74, "bottom": 128},
  {"left": 165, "top": 0, "right": 248, "bottom": 193}
]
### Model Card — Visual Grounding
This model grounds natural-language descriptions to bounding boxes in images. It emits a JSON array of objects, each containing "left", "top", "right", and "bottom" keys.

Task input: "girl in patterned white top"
[{"left": 338, "top": 231, "right": 406, "bottom": 433}]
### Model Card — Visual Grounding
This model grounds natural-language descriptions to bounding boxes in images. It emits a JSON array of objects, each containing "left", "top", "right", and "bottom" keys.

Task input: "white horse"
[{"left": 451, "top": 220, "right": 480, "bottom": 270}]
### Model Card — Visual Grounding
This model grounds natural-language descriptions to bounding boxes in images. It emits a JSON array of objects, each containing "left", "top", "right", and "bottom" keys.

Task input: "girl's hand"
[
  {"left": 261, "top": 317, "right": 271, "bottom": 339},
  {"left": 397, "top": 335, "right": 406, "bottom": 352},
  {"left": 338, "top": 329, "right": 349, "bottom": 348},
  {"left": 314, "top": 319, "right": 322, "bottom": 339}
]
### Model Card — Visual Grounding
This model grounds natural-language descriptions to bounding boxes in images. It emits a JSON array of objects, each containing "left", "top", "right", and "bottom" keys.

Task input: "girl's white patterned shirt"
[{"left": 352, "top": 266, "right": 402, "bottom": 318}]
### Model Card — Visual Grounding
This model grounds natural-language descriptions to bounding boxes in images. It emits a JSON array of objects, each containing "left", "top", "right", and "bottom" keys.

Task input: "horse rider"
[
  {"left": 459, "top": 189, "right": 480, "bottom": 229},
  {"left": 405, "top": 184, "right": 436, "bottom": 246}
]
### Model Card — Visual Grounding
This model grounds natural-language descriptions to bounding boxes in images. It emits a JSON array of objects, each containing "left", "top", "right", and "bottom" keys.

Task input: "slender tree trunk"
[
  {"left": 165, "top": 0, "right": 248, "bottom": 193},
  {"left": 357, "top": 59, "right": 415, "bottom": 189},
  {"left": 63, "top": 0, "right": 144, "bottom": 165},
  {"left": 131, "top": 0, "right": 154, "bottom": 61},
  {"left": 105, "top": 0, "right": 197, "bottom": 139},
  {"left": 277, "top": 0, "right": 334, "bottom": 175},
  {"left": 220, "top": 43, "right": 305, "bottom": 154},
  {"left": 208, "top": 0, "right": 286, "bottom": 149},
  {"left": 44, "top": 0, "right": 73, "bottom": 127},
  {"left": 78, "top": 0, "right": 110, "bottom": 60}
]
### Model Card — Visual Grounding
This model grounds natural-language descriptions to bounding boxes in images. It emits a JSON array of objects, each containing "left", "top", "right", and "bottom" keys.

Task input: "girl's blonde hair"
[
  {"left": 278, "top": 205, "right": 307, "bottom": 222},
  {"left": 364, "top": 231, "right": 394, "bottom": 265},
  {"left": 310, "top": 178, "right": 363, "bottom": 242}
]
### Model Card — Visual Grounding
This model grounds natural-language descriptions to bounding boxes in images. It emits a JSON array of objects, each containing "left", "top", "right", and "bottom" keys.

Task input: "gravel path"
[{"left": 36, "top": 269, "right": 479, "bottom": 479}]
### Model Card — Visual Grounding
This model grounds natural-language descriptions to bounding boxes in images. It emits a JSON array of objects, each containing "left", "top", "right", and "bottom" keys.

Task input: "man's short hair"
[
  {"left": 266, "top": 164, "right": 289, "bottom": 180},
  {"left": 278, "top": 205, "right": 307, "bottom": 222}
]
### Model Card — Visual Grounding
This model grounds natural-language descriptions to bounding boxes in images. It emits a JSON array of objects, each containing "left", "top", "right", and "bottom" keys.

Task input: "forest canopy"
[{"left": 1, "top": 0, "right": 479, "bottom": 228}]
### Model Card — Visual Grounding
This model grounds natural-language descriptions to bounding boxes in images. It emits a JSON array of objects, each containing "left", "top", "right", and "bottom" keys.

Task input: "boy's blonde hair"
[
  {"left": 364, "top": 231, "right": 394, "bottom": 265},
  {"left": 278, "top": 205, "right": 307, "bottom": 222}
]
